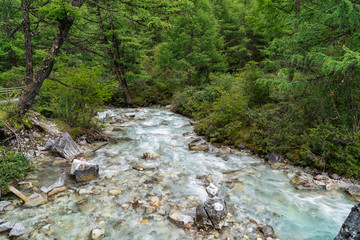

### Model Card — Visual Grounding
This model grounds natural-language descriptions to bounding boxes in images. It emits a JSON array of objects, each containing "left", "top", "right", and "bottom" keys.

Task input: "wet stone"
[
  {"left": 195, "top": 203, "right": 213, "bottom": 231},
  {"left": 91, "top": 228, "right": 105, "bottom": 240},
  {"left": 261, "top": 225, "right": 275, "bottom": 238},
  {"left": 24, "top": 193, "right": 48, "bottom": 207},
  {"left": 70, "top": 160, "right": 99, "bottom": 182},
  {"left": 206, "top": 183, "right": 218, "bottom": 197},
  {"left": 334, "top": 203, "right": 360, "bottom": 240},
  {"left": 0, "top": 201, "right": 11, "bottom": 211},
  {"left": 0, "top": 222, "right": 14, "bottom": 233},
  {"left": 9, "top": 223, "right": 28, "bottom": 237}
]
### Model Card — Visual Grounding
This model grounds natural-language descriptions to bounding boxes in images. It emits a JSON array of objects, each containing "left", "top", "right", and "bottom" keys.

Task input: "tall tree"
[{"left": 18, "top": 0, "right": 84, "bottom": 115}]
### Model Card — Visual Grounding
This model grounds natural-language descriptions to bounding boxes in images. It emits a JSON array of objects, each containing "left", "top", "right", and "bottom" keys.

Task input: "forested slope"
[{"left": 0, "top": 0, "right": 359, "bottom": 177}]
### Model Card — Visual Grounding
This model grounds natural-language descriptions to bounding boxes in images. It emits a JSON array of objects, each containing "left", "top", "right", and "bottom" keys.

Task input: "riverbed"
[{"left": 0, "top": 108, "right": 356, "bottom": 239}]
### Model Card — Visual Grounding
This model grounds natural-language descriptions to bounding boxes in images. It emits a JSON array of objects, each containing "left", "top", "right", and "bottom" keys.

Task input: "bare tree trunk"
[
  {"left": 108, "top": 16, "right": 133, "bottom": 106},
  {"left": 21, "top": 0, "right": 33, "bottom": 86},
  {"left": 18, "top": 0, "right": 84, "bottom": 115}
]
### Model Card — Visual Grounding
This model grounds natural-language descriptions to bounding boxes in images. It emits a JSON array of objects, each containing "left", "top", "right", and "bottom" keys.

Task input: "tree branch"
[
  {"left": 87, "top": 0, "right": 118, "bottom": 12},
  {"left": 32, "top": 22, "right": 58, "bottom": 37},
  {"left": 47, "top": 77, "right": 84, "bottom": 90}
]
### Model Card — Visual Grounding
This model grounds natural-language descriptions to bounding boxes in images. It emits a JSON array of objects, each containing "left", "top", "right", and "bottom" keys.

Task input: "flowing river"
[{"left": 0, "top": 108, "right": 356, "bottom": 240}]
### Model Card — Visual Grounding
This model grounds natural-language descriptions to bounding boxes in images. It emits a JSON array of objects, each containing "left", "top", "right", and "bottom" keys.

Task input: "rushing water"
[{"left": 0, "top": 108, "right": 356, "bottom": 240}]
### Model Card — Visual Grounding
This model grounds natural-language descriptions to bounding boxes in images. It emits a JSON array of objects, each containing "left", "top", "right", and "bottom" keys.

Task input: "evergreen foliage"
[{"left": 0, "top": 0, "right": 359, "bottom": 178}]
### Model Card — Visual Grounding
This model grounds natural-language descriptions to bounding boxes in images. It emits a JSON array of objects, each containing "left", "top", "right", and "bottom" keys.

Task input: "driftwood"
[
  {"left": 92, "top": 142, "right": 109, "bottom": 153},
  {"left": 0, "top": 120, "right": 24, "bottom": 152},
  {"left": 9, "top": 185, "right": 28, "bottom": 202}
]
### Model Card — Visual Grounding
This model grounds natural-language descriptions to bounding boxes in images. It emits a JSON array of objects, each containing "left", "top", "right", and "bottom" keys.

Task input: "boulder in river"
[
  {"left": 70, "top": 160, "right": 99, "bottom": 182},
  {"left": 0, "top": 201, "right": 11, "bottom": 212},
  {"left": 334, "top": 203, "right": 360, "bottom": 240},
  {"left": 168, "top": 212, "right": 194, "bottom": 229},
  {"left": 46, "top": 132, "right": 83, "bottom": 160},
  {"left": 189, "top": 140, "right": 210, "bottom": 152},
  {"left": 9, "top": 223, "right": 28, "bottom": 237},
  {"left": 196, "top": 197, "right": 227, "bottom": 230},
  {"left": 24, "top": 193, "right": 47, "bottom": 207},
  {"left": 0, "top": 222, "right": 14, "bottom": 233},
  {"left": 206, "top": 183, "right": 218, "bottom": 197},
  {"left": 260, "top": 225, "right": 275, "bottom": 238},
  {"left": 142, "top": 152, "right": 161, "bottom": 159}
]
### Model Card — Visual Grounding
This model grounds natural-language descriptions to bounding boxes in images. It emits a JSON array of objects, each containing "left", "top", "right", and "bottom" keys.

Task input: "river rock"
[
  {"left": 203, "top": 198, "right": 227, "bottom": 229},
  {"left": 334, "top": 203, "right": 360, "bottom": 240},
  {"left": 195, "top": 203, "right": 214, "bottom": 230},
  {"left": 218, "top": 147, "right": 232, "bottom": 154},
  {"left": 0, "top": 222, "right": 14, "bottom": 233},
  {"left": 41, "top": 173, "right": 65, "bottom": 193},
  {"left": 168, "top": 212, "right": 194, "bottom": 229},
  {"left": 142, "top": 152, "right": 161, "bottom": 159},
  {"left": 265, "top": 152, "right": 282, "bottom": 164},
  {"left": 108, "top": 189, "right": 122, "bottom": 196},
  {"left": 91, "top": 228, "right": 105, "bottom": 240},
  {"left": 261, "top": 225, "right": 275, "bottom": 238},
  {"left": 9, "top": 223, "right": 28, "bottom": 237},
  {"left": 189, "top": 143, "right": 209, "bottom": 152},
  {"left": 70, "top": 160, "right": 99, "bottom": 182},
  {"left": 290, "top": 174, "right": 318, "bottom": 190},
  {"left": 47, "top": 132, "right": 83, "bottom": 160},
  {"left": 24, "top": 193, "right": 48, "bottom": 207},
  {"left": 206, "top": 183, "right": 218, "bottom": 197},
  {"left": 0, "top": 201, "right": 11, "bottom": 211},
  {"left": 346, "top": 185, "right": 360, "bottom": 197}
]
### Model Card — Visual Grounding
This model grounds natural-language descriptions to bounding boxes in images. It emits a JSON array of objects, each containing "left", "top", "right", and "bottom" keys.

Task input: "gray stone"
[
  {"left": 47, "top": 132, "right": 83, "bottom": 160},
  {"left": 206, "top": 183, "right": 218, "bottom": 197},
  {"left": 24, "top": 193, "right": 48, "bottom": 207},
  {"left": 261, "top": 225, "right": 275, "bottom": 238},
  {"left": 265, "top": 152, "right": 282, "bottom": 164},
  {"left": 203, "top": 197, "right": 227, "bottom": 229},
  {"left": 0, "top": 219, "right": 5, "bottom": 225},
  {"left": 9, "top": 223, "right": 28, "bottom": 237},
  {"left": 334, "top": 203, "right": 360, "bottom": 240},
  {"left": 33, "top": 132, "right": 41, "bottom": 138},
  {"left": 0, "top": 201, "right": 11, "bottom": 211},
  {"left": 0, "top": 222, "right": 14, "bottom": 233},
  {"left": 41, "top": 173, "right": 65, "bottom": 193},
  {"left": 331, "top": 173, "right": 341, "bottom": 180},
  {"left": 195, "top": 203, "right": 213, "bottom": 230},
  {"left": 70, "top": 160, "right": 99, "bottom": 182},
  {"left": 346, "top": 185, "right": 360, "bottom": 197}
]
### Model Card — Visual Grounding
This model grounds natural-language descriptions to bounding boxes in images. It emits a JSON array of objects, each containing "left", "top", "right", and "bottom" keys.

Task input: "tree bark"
[
  {"left": 109, "top": 16, "right": 133, "bottom": 106},
  {"left": 18, "top": 0, "right": 84, "bottom": 115},
  {"left": 21, "top": 0, "right": 33, "bottom": 86}
]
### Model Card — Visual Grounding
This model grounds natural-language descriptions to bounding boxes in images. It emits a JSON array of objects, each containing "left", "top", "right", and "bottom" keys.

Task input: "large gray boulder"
[
  {"left": 334, "top": 203, "right": 360, "bottom": 240},
  {"left": 70, "top": 160, "right": 99, "bottom": 182},
  {"left": 46, "top": 132, "right": 83, "bottom": 160},
  {"left": 195, "top": 197, "right": 227, "bottom": 230}
]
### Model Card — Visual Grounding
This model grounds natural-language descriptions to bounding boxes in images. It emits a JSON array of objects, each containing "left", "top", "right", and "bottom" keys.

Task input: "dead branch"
[
  {"left": 0, "top": 120, "right": 24, "bottom": 152},
  {"left": 47, "top": 77, "right": 85, "bottom": 90}
]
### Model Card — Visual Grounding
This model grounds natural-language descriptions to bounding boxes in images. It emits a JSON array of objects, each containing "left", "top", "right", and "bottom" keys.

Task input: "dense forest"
[{"left": 0, "top": 0, "right": 359, "bottom": 179}]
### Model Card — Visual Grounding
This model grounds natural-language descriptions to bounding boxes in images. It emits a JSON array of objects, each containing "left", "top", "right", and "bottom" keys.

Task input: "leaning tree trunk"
[{"left": 18, "top": 0, "right": 84, "bottom": 115}]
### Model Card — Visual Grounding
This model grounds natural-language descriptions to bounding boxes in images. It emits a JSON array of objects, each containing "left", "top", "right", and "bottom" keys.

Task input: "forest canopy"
[{"left": 0, "top": 0, "right": 360, "bottom": 178}]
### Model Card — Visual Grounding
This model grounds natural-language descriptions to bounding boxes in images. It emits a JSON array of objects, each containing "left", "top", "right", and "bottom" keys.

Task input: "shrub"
[
  {"left": 0, "top": 151, "right": 32, "bottom": 193},
  {"left": 37, "top": 65, "right": 114, "bottom": 127}
]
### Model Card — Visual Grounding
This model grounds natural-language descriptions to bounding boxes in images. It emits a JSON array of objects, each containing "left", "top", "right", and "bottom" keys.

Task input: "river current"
[{"left": 0, "top": 108, "right": 356, "bottom": 239}]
